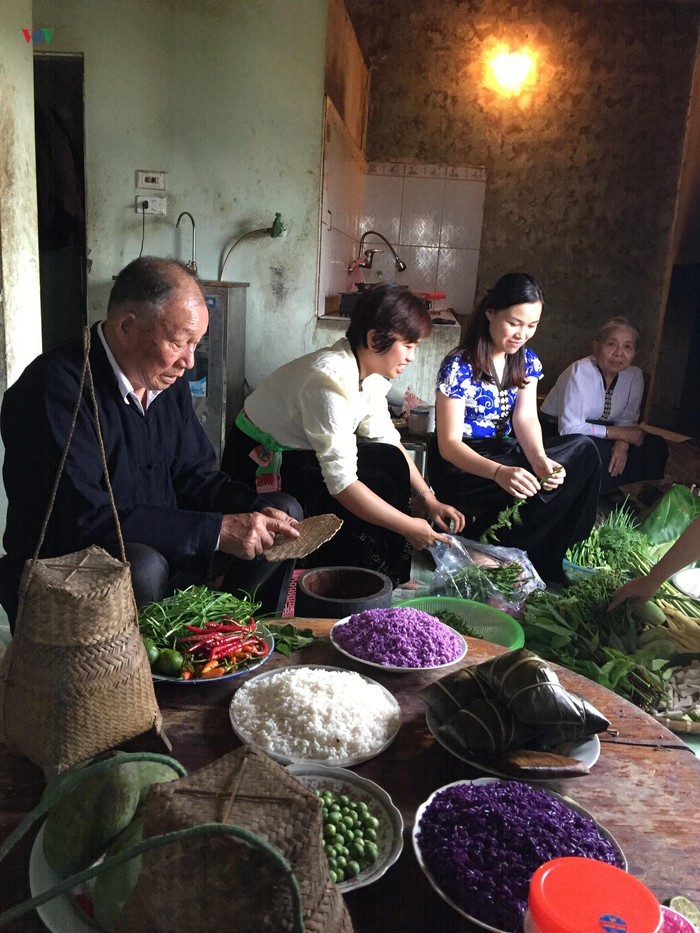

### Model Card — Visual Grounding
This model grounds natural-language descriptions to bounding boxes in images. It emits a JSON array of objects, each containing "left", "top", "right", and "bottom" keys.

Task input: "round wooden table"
[{"left": 1, "top": 620, "right": 699, "bottom": 931}]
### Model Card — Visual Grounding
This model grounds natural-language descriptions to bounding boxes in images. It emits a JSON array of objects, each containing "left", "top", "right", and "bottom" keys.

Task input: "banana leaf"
[{"left": 639, "top": 484, "right": 700, "bottom": 545}]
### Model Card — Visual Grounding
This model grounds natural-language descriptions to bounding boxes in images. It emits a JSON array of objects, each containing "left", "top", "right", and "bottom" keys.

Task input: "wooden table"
[{"left": 2, "top": 620, "right": 699, "bottom": 932}]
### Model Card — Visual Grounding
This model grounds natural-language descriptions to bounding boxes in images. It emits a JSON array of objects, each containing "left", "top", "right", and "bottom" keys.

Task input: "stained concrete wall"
[
  {"left": 344, "top": 0, "right": 699, "bottom": 390},
  {"left": 31, "top": 0, "right": 332, "bottom": 387},
  {"left": 0, "top": 0, "right": 43, "bottom": 547}
]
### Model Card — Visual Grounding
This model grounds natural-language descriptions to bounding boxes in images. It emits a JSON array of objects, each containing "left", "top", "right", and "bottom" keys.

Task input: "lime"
[
  {"left": 154, "top": 648, "right": 184, "bottom": 677},
  {"left": 666, "top": 896, "right": 700, "bottom": 928},
  {"left": 142, "top": 638, "right": 159, "bottom": 667}
]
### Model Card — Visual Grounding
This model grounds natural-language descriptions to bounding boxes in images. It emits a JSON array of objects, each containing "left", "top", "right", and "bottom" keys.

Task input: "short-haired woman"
[
  {"left": 540, "top": 316, "right": 668, "bottom": 493},
  {"left": 426, "top": 273, "right": 601, "bottom": 585},
  {"left": 221, "top": 284, "right": 465, "bottom": 585}
]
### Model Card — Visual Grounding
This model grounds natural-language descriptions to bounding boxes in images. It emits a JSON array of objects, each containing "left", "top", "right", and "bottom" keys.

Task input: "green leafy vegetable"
[
  {"left": 138, "top": 585, "right": 261, "bottom": 647},
  {"left": 265, "top": 622, "right": 318, "bottom": 656},
  {"left": 445, "top": 560, "right": 528, "bottom": 604},
  {"left": 480, "top": 467, "right": 562, "bottom": 545},
  {"left": 520, "top": 571, "right": 673, "bottom": 710},
  {"left": 566, "top": 503, "right": 700, "bottom": 619},
  {"left": 638, "top": 483, "right": 700, "bottom": 545},
  {"left": 433, "top": 611, "right": 477, "bottom": 638}
]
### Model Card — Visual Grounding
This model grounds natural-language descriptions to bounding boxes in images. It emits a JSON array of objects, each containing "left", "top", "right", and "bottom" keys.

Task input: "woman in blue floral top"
[{"left": 427, "top": 273, "right": 601, "bottom": 584}]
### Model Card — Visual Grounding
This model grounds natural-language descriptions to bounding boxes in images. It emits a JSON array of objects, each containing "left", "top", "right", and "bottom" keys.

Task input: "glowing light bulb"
[{"left": 488, "top": 48, "right": 536, "bottom": 95}]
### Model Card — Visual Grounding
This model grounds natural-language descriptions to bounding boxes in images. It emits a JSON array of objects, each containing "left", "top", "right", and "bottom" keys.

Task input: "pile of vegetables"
[
  {"left": 519, "top": 488, "right": 700, "bottom": 715},
  {"left": 138, "top": 586, "right": 269, "bottom": 680},
  {"left": 521, "top": 571, "right": 671, "bottom": 710}
]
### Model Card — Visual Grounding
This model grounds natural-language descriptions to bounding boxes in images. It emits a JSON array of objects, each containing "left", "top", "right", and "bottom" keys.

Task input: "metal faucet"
[
  {"left": 348, "top": 230, "right": 407, "bottom": 274},
  {"left": 176, "top": 211, "right": 197, "bottom": 274}
]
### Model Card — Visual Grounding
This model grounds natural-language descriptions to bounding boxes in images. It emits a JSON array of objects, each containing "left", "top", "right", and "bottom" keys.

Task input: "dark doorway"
[{"left": 33, "top": 54, "right": 86, "bottom": 351}]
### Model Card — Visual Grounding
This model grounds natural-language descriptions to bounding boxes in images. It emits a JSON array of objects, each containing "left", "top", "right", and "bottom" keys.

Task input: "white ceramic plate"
[
  {"left": 412, "top": 777, "right": 626, "bottom": 933},
  {"left": 152, "top": 628, "right": 274, "bottom": 684},
  {"left": 671, "top": 567, "right": 700, "bottom": 601},
  {"left": 426, "top": 707, "right": 601, "bottom": 780},
  {"left": 29, "top": 823, "right": 95, "bottom": 933},
  {"left": 329, "top": 614, "right": 467, "bottom": 673},
  {"left": 229, "top": 664, "right": 402, "bottom": 767},
  {"left": 286, "top": 765, "right": 404, "bottom": 893}
]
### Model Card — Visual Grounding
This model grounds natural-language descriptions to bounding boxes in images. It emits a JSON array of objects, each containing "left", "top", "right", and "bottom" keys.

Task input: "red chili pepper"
[{"left": 180, "top": 632, "right": 220, "bottom": 645}]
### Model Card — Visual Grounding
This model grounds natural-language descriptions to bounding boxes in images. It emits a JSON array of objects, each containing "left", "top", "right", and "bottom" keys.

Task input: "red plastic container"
[{"left": 524, "top": 858, "right": 663, "bottom": 933}]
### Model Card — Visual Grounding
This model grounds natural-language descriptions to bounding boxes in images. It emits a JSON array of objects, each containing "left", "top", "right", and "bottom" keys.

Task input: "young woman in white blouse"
[
  {"left": 540, "top": 316, "right": 668, "bottom": 494},
  {"left": 221, "top": 284, "right": 464, "bottom": 585}
]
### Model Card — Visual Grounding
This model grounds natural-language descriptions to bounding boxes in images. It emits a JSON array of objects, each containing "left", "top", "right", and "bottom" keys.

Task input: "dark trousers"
[
  {"left": 426, "top": 433, "right": 602, "bottom": 582},
  {"left": 588, "top": 435, "right": 668, "bottom": 494},
  {"left": 223, "top": 423, "right": 412, "bottom": 586},
  {"left": 540, "top": 415, "right": 668, "bottom": 495}
]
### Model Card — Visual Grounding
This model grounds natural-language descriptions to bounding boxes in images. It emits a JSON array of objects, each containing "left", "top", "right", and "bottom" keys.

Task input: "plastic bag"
[
  {"left": 429, "top": 534, "right": 545, "bottom": 617},
  {"left": 403, "top": 386, "right": 430, "bottom": 411}
]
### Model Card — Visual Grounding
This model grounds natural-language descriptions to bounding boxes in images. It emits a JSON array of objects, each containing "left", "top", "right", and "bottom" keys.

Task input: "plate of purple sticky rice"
[
  {"left": 412, "top": 778, "right": 626, "bottom": 933},
  {"left": 330, "top": 607, "right": 467, "bottom": 673}
]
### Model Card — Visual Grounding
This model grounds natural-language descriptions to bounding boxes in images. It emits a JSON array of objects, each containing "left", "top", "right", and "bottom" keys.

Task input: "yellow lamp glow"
[{"left": 487, "top": 47, "right": 536, "bottom": 96}]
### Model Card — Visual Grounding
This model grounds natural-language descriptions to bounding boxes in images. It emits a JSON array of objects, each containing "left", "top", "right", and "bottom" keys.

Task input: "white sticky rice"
[{"left": 231, "top": 667, "right": 401, "bottom": 761}]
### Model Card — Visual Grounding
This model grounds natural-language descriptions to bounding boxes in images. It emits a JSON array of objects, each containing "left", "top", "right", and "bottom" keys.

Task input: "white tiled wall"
[{"left": 318, "top": 100, "right": 487, "bottom": 317}]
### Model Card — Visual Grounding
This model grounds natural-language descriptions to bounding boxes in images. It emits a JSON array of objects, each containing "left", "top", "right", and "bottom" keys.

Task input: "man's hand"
[{"left": 218, "top": 510, "right": 300, "bottom": 560}]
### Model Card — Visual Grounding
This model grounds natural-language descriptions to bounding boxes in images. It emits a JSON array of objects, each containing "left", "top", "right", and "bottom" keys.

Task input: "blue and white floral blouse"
[{"left": 436, "top": 348, "right": 543, "bottom": 439}]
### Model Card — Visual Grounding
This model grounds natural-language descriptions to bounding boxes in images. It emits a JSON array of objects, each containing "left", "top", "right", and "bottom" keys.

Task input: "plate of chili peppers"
[{"left": 138, "top": 585, "right": 275, "bottom": 683}]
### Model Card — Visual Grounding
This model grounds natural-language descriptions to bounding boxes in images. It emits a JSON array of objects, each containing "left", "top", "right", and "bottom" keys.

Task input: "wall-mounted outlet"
[
  {"left": 135, "top": 196, "right": 166, "bottom": 216},
  {"left": 136, "top": 170, "right": 166, "bottom": 190}
]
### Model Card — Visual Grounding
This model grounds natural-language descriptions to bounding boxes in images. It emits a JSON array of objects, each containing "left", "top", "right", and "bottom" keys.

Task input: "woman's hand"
[
  {"left": 421, "top": 495, "right": 466, "bottom": 534},
  {"left": 608, "top": 440, "right": 629, "bottom": 477},
  {"left": 528, "top": 456, "right": 566, "bottom": 490},
  {"left": 609, "top": 575, "right": 657, "bottom": 610},
  {"left": 403, "top": 516, "right": 454, "bottom": 551}
]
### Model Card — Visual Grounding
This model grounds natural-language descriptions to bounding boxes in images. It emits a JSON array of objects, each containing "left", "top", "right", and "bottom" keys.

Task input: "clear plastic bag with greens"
[{"left": 428, "top": 535, "right": 545, "bottom": 616}]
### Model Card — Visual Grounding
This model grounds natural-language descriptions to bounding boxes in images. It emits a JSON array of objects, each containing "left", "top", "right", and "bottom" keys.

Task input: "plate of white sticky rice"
[{"left": 229, "top": 665, "right": 402, "bottom": 766}]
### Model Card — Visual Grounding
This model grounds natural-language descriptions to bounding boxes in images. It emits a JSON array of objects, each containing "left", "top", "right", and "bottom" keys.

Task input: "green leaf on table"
[{"left": 266, "top": 622, "right": 318, "bottom": 656}]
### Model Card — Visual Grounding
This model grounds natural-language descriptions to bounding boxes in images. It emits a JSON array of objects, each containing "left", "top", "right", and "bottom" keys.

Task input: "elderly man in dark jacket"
[{"left": 0, "top": 257, "right": 301, "bottom": 632}]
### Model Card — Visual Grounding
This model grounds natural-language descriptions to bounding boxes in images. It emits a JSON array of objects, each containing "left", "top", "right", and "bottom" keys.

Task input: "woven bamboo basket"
[
  {"left": 116, "top": 745, "right": 354, "bottom": 932},
  {"left": 0, "top": 546, "right": 163, "bottom": 777}
]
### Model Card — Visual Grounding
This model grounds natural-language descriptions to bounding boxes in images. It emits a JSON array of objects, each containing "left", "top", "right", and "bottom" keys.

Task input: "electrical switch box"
[
  {"left": 136, "top": 170, "right": 166, "bottom": 190},
  {"left": 135, "top": 196, "right": 166, "bottom": 216}
]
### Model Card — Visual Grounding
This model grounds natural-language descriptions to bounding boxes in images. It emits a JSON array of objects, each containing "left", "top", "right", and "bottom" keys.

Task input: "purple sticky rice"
[
  {"left": 416, "top": 781, "right": 624, "bottom": 931},
  {"left": 335, "top": 607, "right": 464, "bottom": 667}
]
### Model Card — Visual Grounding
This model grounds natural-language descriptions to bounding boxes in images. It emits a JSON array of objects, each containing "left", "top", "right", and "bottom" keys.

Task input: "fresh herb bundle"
[
  {"left": 446, "top": 560, "right": 527, "bottom": 603},
  {"left": 566, "top": 504, "right": 700, "bottom": 619},
  {"left": 480, "top": 466, "right": 562, "bottom": 545},
  {"left": 138, "top": 585, "right": 261, "bottom": 647}
]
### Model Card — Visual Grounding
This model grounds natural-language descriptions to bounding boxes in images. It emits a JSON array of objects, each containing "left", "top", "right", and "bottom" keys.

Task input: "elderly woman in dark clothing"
[
  {"left": 427, "top": 273, "right": 601, "bottom": 585},
  {"left": 540, "top": 316, "right": 668, "bottom": 494}
]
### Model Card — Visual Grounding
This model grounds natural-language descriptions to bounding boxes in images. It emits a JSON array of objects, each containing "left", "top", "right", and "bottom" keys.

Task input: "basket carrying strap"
[{"left": 27, "top": 325, "right": 127, "bottom": 588}]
